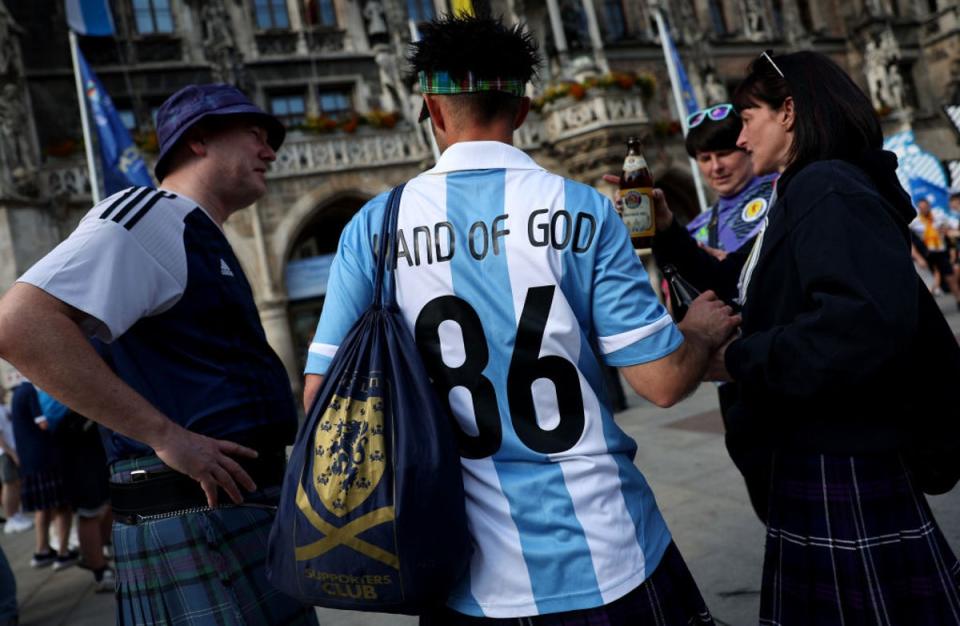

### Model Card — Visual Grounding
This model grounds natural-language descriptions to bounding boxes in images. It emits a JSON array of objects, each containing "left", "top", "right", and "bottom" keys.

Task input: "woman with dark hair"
[{"left": 653, "top": 50, "right": 960, "bottom": 624}]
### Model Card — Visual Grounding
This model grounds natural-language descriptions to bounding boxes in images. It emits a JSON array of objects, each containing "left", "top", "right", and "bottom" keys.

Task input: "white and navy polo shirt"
[
  {"left": 19, "top": 187, "right": 298, "bottom": 463},
  {"left": 305, "top": 141, "right": 684, "bottom": 618}
]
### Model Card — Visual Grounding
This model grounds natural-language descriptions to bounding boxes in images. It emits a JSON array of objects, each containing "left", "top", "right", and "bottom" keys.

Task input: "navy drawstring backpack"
[{"left": 266, "top": 184, "right": 472, "bottom": 614}]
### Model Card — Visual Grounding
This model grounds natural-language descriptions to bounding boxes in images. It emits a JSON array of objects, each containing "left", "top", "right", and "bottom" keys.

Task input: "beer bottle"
[
  {"left": 661, "top": 264, "right": 700, "bottom": 322},
  {"left": 617, "top": 137, "right": 656, "bottom": 249}
]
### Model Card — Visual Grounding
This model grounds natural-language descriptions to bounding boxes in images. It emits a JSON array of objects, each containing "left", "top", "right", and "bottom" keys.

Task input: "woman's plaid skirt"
[
  {"left": 761, "top": 450, "right": 960, "bottom": 626},
  {"left": 419, "top": 541, "right": 714, "bottom": 626},
  {"left": 20, "top": 468, "right": 69, "bottom": 512},
  {"left": 111, "top": 456, "right": 317, "bottom": 626}
]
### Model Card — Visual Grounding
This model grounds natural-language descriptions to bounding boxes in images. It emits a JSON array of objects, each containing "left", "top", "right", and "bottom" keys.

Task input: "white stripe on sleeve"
[
  {"left": 308, "top": 343, "right": 339, "bottom": 357},
  {"left": 595, "top": 314, "right": 674, "bottom": 355}
]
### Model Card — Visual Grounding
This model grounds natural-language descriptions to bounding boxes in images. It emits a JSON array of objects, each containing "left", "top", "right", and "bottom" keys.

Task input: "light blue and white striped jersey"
[{"left": 306, "top": 141, "right": 684, "bottom": 618}]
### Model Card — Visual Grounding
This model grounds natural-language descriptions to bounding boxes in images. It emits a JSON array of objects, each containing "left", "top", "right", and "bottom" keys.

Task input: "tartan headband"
[
  {"left": 418, "top": 71, "right": 526, "bottom": 121},
  {"left": 418, "top": 70, "right": 526, "bottom": 96}
]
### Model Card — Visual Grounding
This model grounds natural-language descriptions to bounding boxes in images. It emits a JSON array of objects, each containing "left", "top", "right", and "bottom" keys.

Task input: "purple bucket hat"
[{"left": 154, "top": 83, "right": 285, "bottom": 181}]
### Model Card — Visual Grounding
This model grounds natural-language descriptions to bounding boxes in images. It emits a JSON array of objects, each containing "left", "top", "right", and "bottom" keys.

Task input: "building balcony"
[
  {"left": 523, "top": 90, "right": 650, "bottom": 179},
  {"left": 33, "top": 90, "right": 649, "bottom": 200},
  {"left": 268, "top": 126, "right": 432, "bottom": 178},
  {"left": 38, "top": 161, "right": 92, "bottom": 201},
  {"left": 540, "top": 90, "right": 649, "bottom": 143}
]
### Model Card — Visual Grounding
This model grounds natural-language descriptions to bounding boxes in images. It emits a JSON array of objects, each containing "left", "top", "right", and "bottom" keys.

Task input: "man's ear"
[
  {"left": 424, "top": 95, "right": 446, "bottom": 133},
  {"left": 183, "top": 129, "right": 208, "bottom": 157},
  {"left": 513, "top": 97, "right": 531, "bottom": 130}
]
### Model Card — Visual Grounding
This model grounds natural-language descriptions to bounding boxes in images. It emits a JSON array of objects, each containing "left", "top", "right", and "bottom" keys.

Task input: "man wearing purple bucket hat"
[{"left": 0, "top": 84, "right": 318, "bottom": 625}]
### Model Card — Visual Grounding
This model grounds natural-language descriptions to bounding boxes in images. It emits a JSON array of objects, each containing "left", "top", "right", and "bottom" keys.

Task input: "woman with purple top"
[{"left": 683, "top": 103, "right": 776, "bottom": 259}]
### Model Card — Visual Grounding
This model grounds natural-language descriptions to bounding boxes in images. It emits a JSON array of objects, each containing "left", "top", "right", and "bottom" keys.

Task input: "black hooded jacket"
[{"left": 654, "top": 151, "right": 920, "bottom": 453}]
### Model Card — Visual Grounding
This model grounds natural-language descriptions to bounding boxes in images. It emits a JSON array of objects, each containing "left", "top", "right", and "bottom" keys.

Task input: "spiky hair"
[{"left": 409, "top": 14, "right": 541, "bottom": 85}]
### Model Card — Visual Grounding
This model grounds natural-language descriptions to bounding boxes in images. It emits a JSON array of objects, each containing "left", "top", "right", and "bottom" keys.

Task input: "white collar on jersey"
[{"left": 425, "top": 140, "right": 546, "bottom": 175}]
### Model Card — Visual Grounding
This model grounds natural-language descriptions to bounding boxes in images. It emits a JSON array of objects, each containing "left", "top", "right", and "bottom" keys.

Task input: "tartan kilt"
[
  {"left": 419, "top": 542, "right": 715, "bottom": 626},
  {"left": 761, "top": 450, "right": 960, "bottom": 626},
  {"left": 111, "top": 456, "right": 317, "bottom": 626},
  {"left": 20, "top": 469, "right": 69, "bottom": 512}
]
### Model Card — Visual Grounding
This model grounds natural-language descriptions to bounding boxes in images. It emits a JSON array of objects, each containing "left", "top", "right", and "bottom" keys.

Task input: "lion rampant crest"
[{"left": 312, "top": 393, "right": 386, "bottom": 517}]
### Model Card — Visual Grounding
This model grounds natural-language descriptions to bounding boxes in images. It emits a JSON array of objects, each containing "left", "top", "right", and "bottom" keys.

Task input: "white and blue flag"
[
  {"left": 661, "top": 17, "right": 699, "bottom": 117},
  {"left": 65, "top": 0, "right": 115, "bottom": 36},
  {"left": 884, "top": 130, "right": 951, "bottom": 212},
  {"left": 77, "top": 50, "right": 154, "bottom": 194}
]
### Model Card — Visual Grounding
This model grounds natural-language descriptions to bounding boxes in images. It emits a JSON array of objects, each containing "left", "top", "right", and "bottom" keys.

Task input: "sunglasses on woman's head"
[
  {"left": 687, "top": 104, "right": 735, "bottom": 128},
  {"left": 760, "top": 49, "right": 785, "bottom": 78}
]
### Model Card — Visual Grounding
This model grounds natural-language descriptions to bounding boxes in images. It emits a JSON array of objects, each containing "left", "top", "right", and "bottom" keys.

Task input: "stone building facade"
[{"left": 0, "top": 0, "right": 957, "bottom": 393}]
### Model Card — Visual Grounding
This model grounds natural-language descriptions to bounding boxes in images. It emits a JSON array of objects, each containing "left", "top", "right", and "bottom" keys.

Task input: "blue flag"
[
  {"left": 77, "top": 50, "right": 154, "bottom": 194},
  {"left": 661, "top": 19, "right": 699, "bottom": 118},
  {"left": 65, "top": 0, "right": 115, "bottom": 36}
]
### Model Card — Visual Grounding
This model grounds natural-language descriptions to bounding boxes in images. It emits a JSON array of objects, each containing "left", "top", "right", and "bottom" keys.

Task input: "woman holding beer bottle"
[{"left": 654, "top": 50, "right": 960, "bottom": 625}]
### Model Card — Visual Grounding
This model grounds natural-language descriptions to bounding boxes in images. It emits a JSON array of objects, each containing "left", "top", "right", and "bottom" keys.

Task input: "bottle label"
[
  {"left": 622, "top": 155, "right": 647, "bottom": 172},
  {"left": 617, "top": 187, "right": 656, "bottom": 238}
]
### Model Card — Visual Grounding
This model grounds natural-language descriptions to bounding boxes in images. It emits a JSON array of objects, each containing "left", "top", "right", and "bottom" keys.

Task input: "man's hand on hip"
[{"left": 152, "top": 423, "right": 259, "bottom": 508}]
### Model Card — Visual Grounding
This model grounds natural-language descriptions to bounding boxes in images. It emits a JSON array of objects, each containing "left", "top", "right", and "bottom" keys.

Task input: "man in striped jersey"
[
  {"left": 0, "top": 84, "right": 317, "bottom": 625},
  {"left": 303, "top": 15, "right": 738, "bottom": 626}
]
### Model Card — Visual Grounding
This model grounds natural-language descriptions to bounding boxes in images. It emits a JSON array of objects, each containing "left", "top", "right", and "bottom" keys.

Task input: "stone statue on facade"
[
  {"left": 886, "top": 62, "right": 905, "bottom": 111},
  {"left": 0, "top": 1, "right": 23, "bottom": 78},
  {"left": 864, "top": 39, "right": 885, "bottom": 108},
  {"left": 373, "top": 43, "right": 408, "bottom": 114},
  {"left": 363, "top": 1, "right": 389, "bottom": 44},
  {"left": 702, "top": 67, "right": 728, "bottom": 105},
  {"left": 863, "top": 28, "right": 909, "bottom": 114},
  {"left": 673, "top": 0, "right": 700, "bottom": 45},
  {"left": 778, "top": 0, "right": 808, "bottom": 44},
  {"left": 741, "top": 0, "right": 768, "bottom": 40},
  {"left": 0, "top": 82, "right": 37, "bottom": 194},
  {"left": 201, "top": 1, "right": 248, "bottom": 89}
]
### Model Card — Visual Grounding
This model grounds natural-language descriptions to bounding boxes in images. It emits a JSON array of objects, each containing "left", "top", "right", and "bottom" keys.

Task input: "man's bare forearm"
[
  {"left": 0, "top": 284, "right": 174, "bottom": 448},
  {"left": 303, "top": 373, "right": 324, "bottom": 414},
  {"left": 619, "top": 330, "right": 712, "bottom": 408}
]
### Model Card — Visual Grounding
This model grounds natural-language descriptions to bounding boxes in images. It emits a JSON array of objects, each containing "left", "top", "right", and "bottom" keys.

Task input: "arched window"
[{"left": 286, "top": 197, "right": 367, "bottom": 373}]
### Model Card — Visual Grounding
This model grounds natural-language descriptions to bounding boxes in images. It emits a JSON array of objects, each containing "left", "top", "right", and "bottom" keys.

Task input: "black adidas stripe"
[
  {"left": 122, "top": 191, "right": 176, "bottom": 230},
  {"left": 109, "top": 187, "right": 157, "bottom": 224},
  {"left": 98, "top": 187, "right": 142, "bottom": 220}
]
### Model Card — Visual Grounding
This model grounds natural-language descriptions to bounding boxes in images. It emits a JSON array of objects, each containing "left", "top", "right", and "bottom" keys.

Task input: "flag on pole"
[
  {"left": 884, "top": 130, "right": 951, "bottom": 212},
  {"left": 652, "top": 8, "right": 708, "bottom": 213},
  {"left": 65, "top": 0, "right": 115, "bottom": 36},
  {"left": 450, "top": 0, "right": 474, "bottom": 16},
  {"left": 660, "top": 18, "right": 699, "bottom": 119},
  {"left": 77, "top": 49, "right": 153, "bottom": 194}
]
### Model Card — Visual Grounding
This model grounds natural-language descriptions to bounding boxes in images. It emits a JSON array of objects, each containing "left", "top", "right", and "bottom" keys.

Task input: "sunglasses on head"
[
  {"left": 760, "top": 49, "right": 785, "bottom": 78},
  {"left": 687, "top": 104, "right": 735, "bottom": 129}
]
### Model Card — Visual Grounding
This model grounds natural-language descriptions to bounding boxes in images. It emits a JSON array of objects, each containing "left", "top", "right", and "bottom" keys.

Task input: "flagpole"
[
  {"left": 652, "top": 8, "right": 708, "bottom": 215},
  {"left": 69, "top": 29, "right": 101, "bottom": 204}
]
